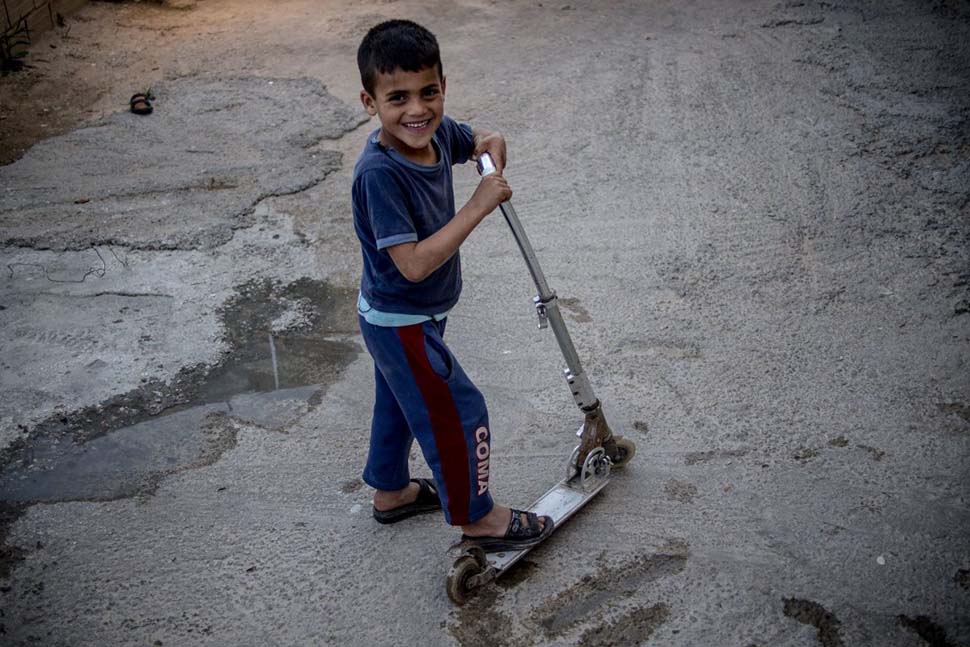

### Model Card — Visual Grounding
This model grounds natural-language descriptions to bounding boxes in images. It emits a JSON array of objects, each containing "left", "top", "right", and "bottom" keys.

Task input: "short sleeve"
[
  {"left": 440, "top": 116, "right": 475, "bottom": 166},
  {"left": 358, "top": 169, "right": 418, "bottom": 249}
]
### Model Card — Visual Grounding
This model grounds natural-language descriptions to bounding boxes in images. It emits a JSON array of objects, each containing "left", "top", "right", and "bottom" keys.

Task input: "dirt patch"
[
  {"left": 559, "top": 297, "right": 593, "bottom": 323},
  {"left": 578, "top": 603, "right": 669, "bottom": 647},
  {"left": 793, "top": 447, "right": 819, "bottom": 462},
  {"left": 896, "top": 614, "right": 959, "bottom": 647},
  {"left": 451, "top": 585, "right": 515, "bottom": 647},
  {"left": 339, "top": 479, "right": 363, "bottom": 494},
  {"left": 684, "top": 449, "right": 748, "bottom": 465},
  {"left": 955, "top": 568, "right": 970, "bottom": 589},
  {"left": 782, "top": 598, "right": 843, "bottom": 647},
  {"left": 856, "top": 444, "right": 887, "bottom": 462},
  {"left": 450, "top": 544, "right": 687, "bottom": 646},
  {"left": 496, "top": 559, "right": 540, "bottom": 590},
  {"left": 664, "top": 479, "right": 698, "bottom": 503},
  {"left": 531, "top": 543, "right": 688, "bottom": 638},
  {"left": 939, "top": 402, "right": 970, "bottom": 424},
  {"left": 0, "top": 502, "right": 27, "bottom": 579}
]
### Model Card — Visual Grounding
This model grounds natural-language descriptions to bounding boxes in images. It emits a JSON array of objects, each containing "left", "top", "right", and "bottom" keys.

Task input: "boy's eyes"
[{"left": 386, "top": 88, "right": 440, "bottom": 103}]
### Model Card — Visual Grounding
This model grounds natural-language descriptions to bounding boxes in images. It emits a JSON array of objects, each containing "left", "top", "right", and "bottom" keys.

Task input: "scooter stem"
[{"left": 477, "top": 153, "right": 598, "bottom": 413}]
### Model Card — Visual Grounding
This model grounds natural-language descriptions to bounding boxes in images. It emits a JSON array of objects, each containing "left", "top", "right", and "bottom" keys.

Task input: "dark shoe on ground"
[
  {"left": 459, "top": 509, "right": 555, "bottom": 553},
  {"left": 372, "top": 478, "right": 441, "bottom": 524},
  {"left": 130, "top": 92, "right": 153, "bottom": 115}
]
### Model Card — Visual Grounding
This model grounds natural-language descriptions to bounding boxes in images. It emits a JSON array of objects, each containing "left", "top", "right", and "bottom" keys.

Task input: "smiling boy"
[{"left": 352, "top": 19, "right": 552, "bottom": 551}]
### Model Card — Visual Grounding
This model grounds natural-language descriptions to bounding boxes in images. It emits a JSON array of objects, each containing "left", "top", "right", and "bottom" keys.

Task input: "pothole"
[{"left": 0, "top": 277, "right": 359, "bottom": 506}]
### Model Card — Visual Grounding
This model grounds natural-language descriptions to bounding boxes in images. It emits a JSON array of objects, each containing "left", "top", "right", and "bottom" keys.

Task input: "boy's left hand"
[{"left": 473, "top": 132, "right": 507, "bottom": 174}]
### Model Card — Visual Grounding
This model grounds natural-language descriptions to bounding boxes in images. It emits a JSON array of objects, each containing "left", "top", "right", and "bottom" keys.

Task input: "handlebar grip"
[{"left": 476, "top": 152, "right": 497, "bottom": 177}]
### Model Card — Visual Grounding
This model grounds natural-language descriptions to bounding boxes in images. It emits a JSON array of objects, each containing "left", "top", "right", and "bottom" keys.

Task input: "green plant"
[{"left": 1, "top": 15, "right": 30, "bottom": 73}]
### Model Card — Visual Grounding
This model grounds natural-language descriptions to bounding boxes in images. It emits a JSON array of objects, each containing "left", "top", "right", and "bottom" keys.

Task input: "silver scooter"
[{"left": 446, "top": 153, "right": 636, "bottom": 604}]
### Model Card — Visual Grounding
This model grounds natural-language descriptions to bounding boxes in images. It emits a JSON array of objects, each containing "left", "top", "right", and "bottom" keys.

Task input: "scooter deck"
[{"left": 485, "top": 472, "right": 613, "bottom": 573}]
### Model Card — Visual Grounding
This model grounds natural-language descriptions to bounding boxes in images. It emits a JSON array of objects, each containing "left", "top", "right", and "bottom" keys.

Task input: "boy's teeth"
[{"left": 405, "top": 120, "right": 429, "bottom": 128}]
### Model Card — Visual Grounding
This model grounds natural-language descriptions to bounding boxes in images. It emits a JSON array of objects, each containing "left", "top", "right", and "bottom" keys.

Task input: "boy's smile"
[{"left": 361, "top": 65, "right": 446, "bottom": 165}]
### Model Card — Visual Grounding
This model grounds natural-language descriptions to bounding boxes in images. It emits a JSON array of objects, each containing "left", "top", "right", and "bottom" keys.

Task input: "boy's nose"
[{"left": 406, "top": 98, "right": 429, "bottom": 114}]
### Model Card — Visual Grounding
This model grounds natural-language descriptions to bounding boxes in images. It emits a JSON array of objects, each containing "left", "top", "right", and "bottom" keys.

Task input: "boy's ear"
[
  {"left": 440, "top": 76, "right": 447, "bottom": 97},
  {"left": 360, "top": 90, "right": 378, "bottom": 116}
]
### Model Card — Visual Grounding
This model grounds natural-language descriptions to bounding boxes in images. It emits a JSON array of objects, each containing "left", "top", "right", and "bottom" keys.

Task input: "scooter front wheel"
[{"left": 610, "top": 436, "right": 636, "bottom": 468}]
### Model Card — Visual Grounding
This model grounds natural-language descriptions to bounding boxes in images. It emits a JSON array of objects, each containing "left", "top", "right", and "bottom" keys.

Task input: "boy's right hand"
[{"left": 469, "top": 174, "right": 513, "bottom": 216}]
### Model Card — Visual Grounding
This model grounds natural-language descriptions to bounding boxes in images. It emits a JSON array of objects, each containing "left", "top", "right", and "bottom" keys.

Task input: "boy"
[{"left": 353, "top": 19, "right": 553, "bottom": 551}]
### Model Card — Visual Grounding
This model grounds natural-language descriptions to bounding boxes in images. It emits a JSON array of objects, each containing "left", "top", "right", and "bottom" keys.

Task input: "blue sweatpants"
[{"left": 359, "top": 316, "right": 494, "bottom": 525}]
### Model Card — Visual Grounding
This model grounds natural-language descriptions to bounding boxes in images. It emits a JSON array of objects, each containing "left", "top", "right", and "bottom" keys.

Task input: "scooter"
[{"left": 445, "top": 153, "right": 636, "bottom": 604}]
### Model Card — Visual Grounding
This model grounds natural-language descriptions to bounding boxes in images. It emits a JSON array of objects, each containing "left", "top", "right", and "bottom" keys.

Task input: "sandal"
[
  {"left": 130, "top": 92, "right": 153, "bottom": 115},
  {"left": 372, "top": 478, "right": 441, "bottom": 524},
  {"left": 458, "top": 509, "right": 555, "bottom": 553}
]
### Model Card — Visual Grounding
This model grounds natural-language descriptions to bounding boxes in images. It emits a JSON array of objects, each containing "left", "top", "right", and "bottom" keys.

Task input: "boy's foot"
[
  {"left": 458, "top": 505, "right": 554, "bottom": 553},
  {"left": 372, "top": 478, "right": 442, "bottom": 524}
]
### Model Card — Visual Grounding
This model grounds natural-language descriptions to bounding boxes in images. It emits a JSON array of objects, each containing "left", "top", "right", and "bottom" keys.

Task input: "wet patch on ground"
[
  {"left": 495, "top": 559, "right": 540, "bottom": 590},
  {"left": 450, "top": 543, "right": 686, "bottom": 647},
  {"left": 684, "top": 448, "right": 748, "bottom": 465},
  {"left": 615, "top": 338, "right": 703, "bottom": 361},
  {"left": 856, "top": 444, "right": 887, "bottom": 462},
  {"left": 449, "top": 558, "right": 541, "bottom": 647},
  {"left": 955, "top": 568, "right": 970, "bottom": 589},
  {"left": 0, "top": 502, "right": 27, "bottom": 578},
  {"left": 0, "top": 278, "right": 358, "bottom": 575},
  {"left": 451, "top": 585, "right": 516, "bottom": 647},
  {"left": 577, "top": 603, "right": 669, "bottom": 647},
  {"left": 782, "top": 598, "right": 843, "bottom": 647},
  {"left": 531, "top": 542, "right": 688, "bottom": 638},
  {"left": 793, "top": 447, "right": 820, "bottom": 462},
  {"left": 896, "top": 614, "right": 958, "bottom": 647},
  {"left": 664, "top": 479, "right": 698, "bottom": 503},
  {"left": 339, "top": 479, "right": 364, "bottom": 494},
  {"left": 939, "top": 402, "right": 970, "bottom": 424},
  {"left": 558, "top": 297, "right": 593, "bottom": 323}
]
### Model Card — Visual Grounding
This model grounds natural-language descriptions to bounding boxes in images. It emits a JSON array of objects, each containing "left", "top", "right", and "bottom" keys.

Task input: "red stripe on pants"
[{"left": 396, "top": 325, "right": 471, "bottom": 525}]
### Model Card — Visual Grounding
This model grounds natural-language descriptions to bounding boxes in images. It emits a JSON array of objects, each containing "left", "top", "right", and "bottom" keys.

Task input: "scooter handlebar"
[{"left": 476, "top": 152, "right": 498, "bottom": 177}]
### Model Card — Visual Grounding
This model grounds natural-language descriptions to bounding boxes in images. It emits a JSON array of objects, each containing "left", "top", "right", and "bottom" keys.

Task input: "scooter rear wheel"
[{"left": 446, "top": 554, "right": 482, "bottom": 605}]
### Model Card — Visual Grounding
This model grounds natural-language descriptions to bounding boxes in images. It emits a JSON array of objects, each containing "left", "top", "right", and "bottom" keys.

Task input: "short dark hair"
[{"left": 357, "top": 20, "right": 443, "bottom": 96}]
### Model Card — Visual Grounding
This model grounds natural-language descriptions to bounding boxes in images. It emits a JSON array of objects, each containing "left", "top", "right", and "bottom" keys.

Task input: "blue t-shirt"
[{"left": 352, "top": 115, "right": 475, "bottom": 316}]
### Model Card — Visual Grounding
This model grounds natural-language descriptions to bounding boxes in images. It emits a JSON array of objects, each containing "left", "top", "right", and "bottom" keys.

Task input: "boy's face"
[{"left": 360, "top": 65, "right": 445, "bottom": 162}]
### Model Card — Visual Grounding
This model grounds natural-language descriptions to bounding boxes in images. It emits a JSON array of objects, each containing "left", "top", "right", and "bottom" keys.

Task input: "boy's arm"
[{"left": 386, "top": 172, "right": 512, "bottom": 283}]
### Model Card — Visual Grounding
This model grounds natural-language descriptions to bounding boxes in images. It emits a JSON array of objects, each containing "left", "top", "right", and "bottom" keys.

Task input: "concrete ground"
[{"left": 1, "top": 0, "right": 968, "bottom": 645}]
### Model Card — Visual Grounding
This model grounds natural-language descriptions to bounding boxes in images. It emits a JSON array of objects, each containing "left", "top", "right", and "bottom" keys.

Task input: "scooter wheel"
[
  {"left": 611, "top": 435, "right": 637, "bottom": 468},
  {"left": 446, "top": 554, "right": 482, "bottom": 605}
]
